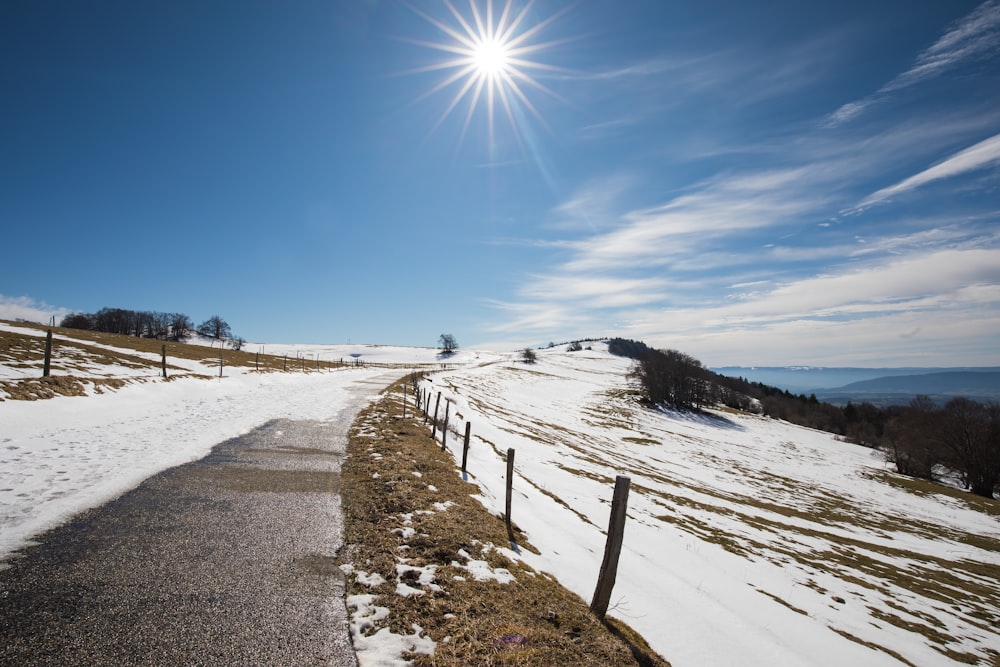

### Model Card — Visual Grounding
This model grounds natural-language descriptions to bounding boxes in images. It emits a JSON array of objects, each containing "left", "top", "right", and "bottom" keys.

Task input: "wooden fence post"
[
  {"left": 161, "top": 344, "right": 167, "bottom": 379},
  {"left": 505, "top": 448, "right": 516, "bottom": 545},
  {"left": 441, "top": 401, "right": 450, "bottom": 451},
  {"left": 402, "top": 383, "right": 407, "bottom": 418},
  {"left": 431, "top": 392, "right": 441, "bottom": 439},
  {"left": 590, "top": 475, "right": 631, "bottom": 620},
  {"left": 461, "top": 421, "right": 472, "bottom": 475},
  {"left": 219, "top": 347, "right": 224, "bottom": 378},
  {"left": 42, "top": 330, "right": 53, "bottom": 378}
]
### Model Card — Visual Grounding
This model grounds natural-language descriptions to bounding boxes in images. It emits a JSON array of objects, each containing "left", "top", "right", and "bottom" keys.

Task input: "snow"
[
  {"left": 419, "top": 343, "right": 1000, "bottom": 667},
  {"left": 0, "top": 329, "right": 440, "bottom": 561},
  {"left": 3, "top": 329, "right": 999, "bottom": 666}
]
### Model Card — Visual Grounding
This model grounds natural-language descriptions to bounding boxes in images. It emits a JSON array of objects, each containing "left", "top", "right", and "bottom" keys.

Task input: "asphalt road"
[{"left": 0, "top": 373, "right": 396, "bottom": 666}]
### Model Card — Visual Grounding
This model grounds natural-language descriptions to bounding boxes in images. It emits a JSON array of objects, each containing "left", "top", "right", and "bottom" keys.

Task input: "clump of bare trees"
[
  {"left": 884, "top": 396, "right": 999, "bottom": 498},
  {"left": 60, "top": 308, "right": 241, "bottom": 347},
  {"left": 630, "top": 347, "right": 712, "bottom": 410},
  {"left": 61, "top": 308, "right": 194, "bottom": 341},
  {"left": 609, "top": 337, "right": 999, "bottom": 499}
]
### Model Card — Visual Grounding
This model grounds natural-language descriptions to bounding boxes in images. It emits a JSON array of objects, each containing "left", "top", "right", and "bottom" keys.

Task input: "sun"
[
  {"left": 473, "top": 36, "right": 510, "bottom": 77},
  {"left": 405, "top": 0, "right": 569, "bottom": 153}
]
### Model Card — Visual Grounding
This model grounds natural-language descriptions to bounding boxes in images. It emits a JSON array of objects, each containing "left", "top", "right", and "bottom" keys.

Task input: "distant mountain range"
[{"left": 713, "top": 366, "right": 1000, "bottom": 406}]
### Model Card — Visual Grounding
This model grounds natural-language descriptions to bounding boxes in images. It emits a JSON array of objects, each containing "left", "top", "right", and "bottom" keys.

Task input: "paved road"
[{"left": 0, "top": 373, "right": 396, "bottom": 666}]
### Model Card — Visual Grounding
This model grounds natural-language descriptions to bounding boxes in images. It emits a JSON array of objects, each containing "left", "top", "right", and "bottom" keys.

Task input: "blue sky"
[{"left": 2, "top": 0, "right": 998, "bottom": 366}]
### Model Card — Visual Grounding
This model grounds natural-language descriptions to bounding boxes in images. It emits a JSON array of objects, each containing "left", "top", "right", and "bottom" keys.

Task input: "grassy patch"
[
  {"left": 865, "top": 469, "right": 1000, "bottom": 518},
  {"left": 754, "top": 589, "right": 809, "bottom": 616},
  {"left": 830, "top": 628, "right": 918, "bottom": 667},
  {"left": 622, "top": 436, "right": 660, "bottom": 446},
  {"left": 0, "top": 320, "right": 388, "bottom": 400},
  {"left": 339, "top": 377, "right": 670, "bottom": 666}
]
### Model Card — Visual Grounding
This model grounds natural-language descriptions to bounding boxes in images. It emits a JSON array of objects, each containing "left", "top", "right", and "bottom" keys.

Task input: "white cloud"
[
  {"left": 484, "top": 113, "right": 1000, "bottom": 365},
  {"left": 520, "top": 274, "right": 670, "bottom": 309},
  {"left": 559, "top": 168, "right": 826, "bottom": 273},
  {"left": 548, "top": 174, "right": 636, "bottom": 231},
  {"left": 824, "top": 0, "right": 1000, "bottom": 127},
  {"left": 883, "top": 0, "right": 1000, "bottom": 92},
  {"left": 856, "top": 132, "right": 1000, "bottom": 209},
  {"left": 0, "top": 295, "right": 71, "bottom": 326}
]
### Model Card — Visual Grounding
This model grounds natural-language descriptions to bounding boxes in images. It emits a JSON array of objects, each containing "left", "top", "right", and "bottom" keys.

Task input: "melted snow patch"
[
  {"left": 346, "top": 585, "right": 436, "bottom": 665},
  {"left": 451, "top": 548, "right": 516, "bottom": 584},
  {"left": 354, "top": 625, "right": 435, "bottom": 667}
]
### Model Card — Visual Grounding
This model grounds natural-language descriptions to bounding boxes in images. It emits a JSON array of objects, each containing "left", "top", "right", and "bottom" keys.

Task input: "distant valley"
[{"left": 713, "top": 366, "right": 1000, "bottom": 406}]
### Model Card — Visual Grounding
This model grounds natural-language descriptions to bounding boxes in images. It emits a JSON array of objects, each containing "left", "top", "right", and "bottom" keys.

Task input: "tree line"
[
  {"left": 609, "top": 338, "right": 999, "bottom": 498},
  {"left": 60, "top": 308, "right": 239, "bottom": 347}
]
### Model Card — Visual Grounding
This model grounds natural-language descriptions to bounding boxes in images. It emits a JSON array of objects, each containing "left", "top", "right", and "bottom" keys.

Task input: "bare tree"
[
  {"left": 198, "top": 316, "right": 232, "bottom": 341},
  {"left": 939, "top": 398, "right": 999, "bottom": 498},
  {"left": 883, "top": 395, "right": 940, "bottom": 480},
  {"left": 439, "top": 333, "right": 458, "bottom": 355},
  {"left": 521, "top": 347, "right": 537, "bottom": 364},
  {"left": 168, "top": 314, "right": 193, "bottom": 341}
]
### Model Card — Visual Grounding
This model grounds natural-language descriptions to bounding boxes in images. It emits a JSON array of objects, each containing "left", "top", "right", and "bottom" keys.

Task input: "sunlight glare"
[
  {"left": 406, "top": 0, "right": 570, "bottom": 155},
  {"left": 473, "top": 37, "right": 510, "bottom": 77}
]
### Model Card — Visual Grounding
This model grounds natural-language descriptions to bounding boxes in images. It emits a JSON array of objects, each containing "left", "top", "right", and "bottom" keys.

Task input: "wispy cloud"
[
  {"left": 617, "top": 248, "right": 1000, "bottom": 365},
  {"left": 559, "top": 167, "right": 829, "bottom": 273},
  {"left": 484, "top": 140, "right": 1000, "bottom": 362},
  {"left": 854, "top": 132, "right": 1000, "bottom": 210},
  {"left": 825, "top": 0, "right": 1000, "bottom": 127},
  {"left": 882, "top": 0, "right": 1000, "bottom": 92},
  {"left": 0, "top": 295, "right": 70, "bottom": 325}
]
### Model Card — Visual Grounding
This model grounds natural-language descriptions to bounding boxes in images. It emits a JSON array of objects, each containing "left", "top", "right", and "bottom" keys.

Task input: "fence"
[
  {"left": 30, "top": 329, "right": 427, "bottom": 381},
  {"left": 405, "top": 376, "right": 631, "bottom": 623}
]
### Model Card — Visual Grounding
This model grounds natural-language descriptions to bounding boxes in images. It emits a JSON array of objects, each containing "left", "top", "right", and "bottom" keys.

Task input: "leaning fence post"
[
  {"left": 161, "top": 344, "right": 167, "bottom": 379},
  {"left": 505, "top": 448, "right": 516, "bottom": 545},
  {"left": 441, "top": 401, "right": 450, "bottom": 451},
  {"left": 431, "top": 392, "right": 441, "bottom": 439},
  {"left": 461, "top": 421, "right": 472, "bottom": 475},
  {"left": 590, "top": 475, "right": 631, "bottom": 620},
  {"left": 42, "top": 330, "right": 53, "bottom": 377}
]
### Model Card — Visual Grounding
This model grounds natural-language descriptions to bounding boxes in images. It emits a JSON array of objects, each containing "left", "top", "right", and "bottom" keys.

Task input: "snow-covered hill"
[
  {"left": 422, "top": 343, "right": 1000, "bottom": 667},
  {"left": 2, "top": 325, "right": 998, "bottom": 666}
]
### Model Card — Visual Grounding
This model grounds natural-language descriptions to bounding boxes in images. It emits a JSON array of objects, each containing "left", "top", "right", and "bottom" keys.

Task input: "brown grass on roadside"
[{"left": 339, "top": 376, "right": 669, "bottom": 667}]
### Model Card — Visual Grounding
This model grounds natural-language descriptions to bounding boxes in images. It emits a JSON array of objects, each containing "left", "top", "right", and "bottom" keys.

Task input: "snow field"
[
  {"left": 0, "top": 327, "right": 440, "bottom": 562},
  {"left": 419, "top": 344, "right": 1000, "bottom": 667}
]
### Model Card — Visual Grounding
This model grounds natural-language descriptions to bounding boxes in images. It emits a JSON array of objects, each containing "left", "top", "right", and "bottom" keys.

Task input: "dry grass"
[
  {"left": 0, "top": 320, "right": 375, "bottom": 400},
  {"left": 339, "top": 377, "right": 669, "bottom": 666}
]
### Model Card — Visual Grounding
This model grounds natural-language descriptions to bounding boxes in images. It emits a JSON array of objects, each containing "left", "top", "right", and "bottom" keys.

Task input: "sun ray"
[{"left": 404, "top": 0, "right": 572, "bottom": 154}]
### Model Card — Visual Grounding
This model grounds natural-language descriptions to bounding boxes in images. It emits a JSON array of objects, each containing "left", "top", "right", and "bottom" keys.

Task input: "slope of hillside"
[{"left": 422, "top": 345, "right": 1000, "bottom": 667}]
